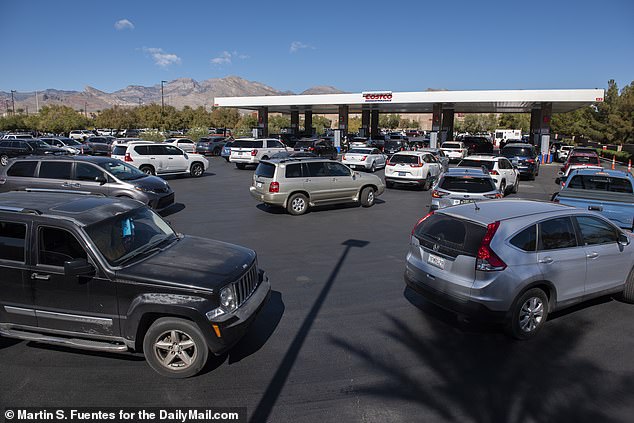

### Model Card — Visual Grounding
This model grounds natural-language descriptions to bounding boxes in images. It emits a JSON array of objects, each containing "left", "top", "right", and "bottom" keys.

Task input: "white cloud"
[
  {"left": 114, "top": 19, "right": 134, "bottom": 30},
  {"left": 290, "top": 41, "right": 312, "bottom": 53},
  {"left": 143, "top": 47, "right": 181, "bottom": 68},
  {"left": 210, "top": 51, "right": 249, "bottom": 66}
]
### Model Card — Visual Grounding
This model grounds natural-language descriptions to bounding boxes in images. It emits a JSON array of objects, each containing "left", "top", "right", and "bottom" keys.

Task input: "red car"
[{"left": 561, "top": 151, "right": 601, "bottom": 174}]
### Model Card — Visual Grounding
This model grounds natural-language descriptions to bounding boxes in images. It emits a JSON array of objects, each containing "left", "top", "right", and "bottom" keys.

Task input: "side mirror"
[
  {"left": 95, "top": 175, "right": 107, "bottom": 185},
  {"left": 64, "top": 258, "right": 95, "bottom": 277},
  {"left": 618, "top": 233, "right": 630, "bottom": 247},
  {"left": 183, "top": 153, "right": 189, "bottom": 159}
]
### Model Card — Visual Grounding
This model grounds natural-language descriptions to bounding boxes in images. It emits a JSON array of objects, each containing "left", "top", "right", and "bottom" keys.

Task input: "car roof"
[
  {"left": 439, "top": 199, "right": 574, "bottom": 226},
  {"left": 444, "top": 167, "right": 490, "bottom": 176},
  {"left": 503, "top": 143, "right": 535, "bottom": 148},
  {"left": 461, "top": 155, "right": 502, "bottom": 161},
  {"left": 570, "top": 151, "right": 598, "bottom": 157},
  {"left": 568, "top": 168, "right": 632, "bottom": 178},
  {"left": 390, "top": 151, "right": 429, "bottom": 157},
  {"left": 0, "top": 191, "right": 143, "bottom": 227},
  {"left": 7, "top": 155, "right": 124, "bottom": 165}
]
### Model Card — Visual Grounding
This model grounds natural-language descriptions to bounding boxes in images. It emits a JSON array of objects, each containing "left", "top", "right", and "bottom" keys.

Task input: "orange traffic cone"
[{"left": 612, "top": 156, "right": 616, "bottom": 170}]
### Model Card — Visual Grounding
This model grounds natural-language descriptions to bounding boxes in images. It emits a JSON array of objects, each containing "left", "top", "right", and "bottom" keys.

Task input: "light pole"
[
  {"left": 161, "top": 80, "right": 167, "bottom": 113},
  {"left": 10, "top": 90, "right": 16, "bottom": 115}
]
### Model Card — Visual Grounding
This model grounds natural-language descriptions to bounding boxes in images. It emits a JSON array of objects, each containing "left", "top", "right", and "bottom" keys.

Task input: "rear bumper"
[
  {"left": 385, "top": 176, "right": 425, "bottom": 186},
  {"left": 249, "top": 187, "right": 287, "bottom": 206},
  {"left": 230, "top": 156, "right": 257, "bottom": 164}
]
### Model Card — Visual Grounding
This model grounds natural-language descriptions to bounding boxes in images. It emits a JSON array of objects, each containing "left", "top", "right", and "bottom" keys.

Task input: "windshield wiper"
[{"left": 115, "top": 235, "right": 176, "bottom": 266}]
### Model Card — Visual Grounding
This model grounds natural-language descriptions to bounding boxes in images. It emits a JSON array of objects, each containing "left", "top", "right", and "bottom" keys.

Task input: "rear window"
[
  {"left": 501, "top": 147, "right": 534, "bottom": 157},
  {"left": 112, "top": 146, "right": 127, "bottom": 156},
  {"left": 0, "top": 221, "right": 27, "bottom": 262},
  {"left": 348, "top": 148, "right": 372, "bottom": 154},
  {"left": 413, "top": 213, "right": 487, "bottom": 258},
  {"left": 7, "top": 161, "right": 37, "bottom": 177},
  {"left": 458, "top": 159, "right": 494, "bottom": 170},
  {"left": 567, "top": 175, "right": 633, "bottom": 193},
  {"left": 569, "top": 155, "right": 600, "bottom": 165},
  {"left": 295, "top": 141, "right": 315, "bottom": 148},
  {"left": 442, "top": 143, "right": 460, "bottom": 149},
  {"left": 439, "top": 176, "right": 496, "bottom": 193},
  {"left": 255, "top": 162, "right": 275, "bottom": 178},
  {"left": 390, "top": 154, "right": 419, "bottom": 165},
  {"left": 233, "top": 140, "right": 263, "bottom": 149}
]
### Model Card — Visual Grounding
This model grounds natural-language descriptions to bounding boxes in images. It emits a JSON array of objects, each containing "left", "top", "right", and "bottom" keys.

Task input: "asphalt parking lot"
[{"left": 2, "top": 158, "right": 634, "bottom": 423}]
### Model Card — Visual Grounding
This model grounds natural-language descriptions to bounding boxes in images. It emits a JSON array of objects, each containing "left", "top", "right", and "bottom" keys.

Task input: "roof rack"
[
  {"left": 0, "top": 205, "right": 42, "bottom": 215},
  {"left": 23, "top": 188, "right": 106, "bottom": 197}
]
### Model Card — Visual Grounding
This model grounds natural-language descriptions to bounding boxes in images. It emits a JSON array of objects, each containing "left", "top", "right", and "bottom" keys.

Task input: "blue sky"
[{"left": 1, "top": 0, "right": 632, "bottom": 93}]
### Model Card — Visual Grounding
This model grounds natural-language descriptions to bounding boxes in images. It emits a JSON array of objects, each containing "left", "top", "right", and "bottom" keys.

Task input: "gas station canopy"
[{"left": 214, "top": 89, "right": 605, "bottom": 114}]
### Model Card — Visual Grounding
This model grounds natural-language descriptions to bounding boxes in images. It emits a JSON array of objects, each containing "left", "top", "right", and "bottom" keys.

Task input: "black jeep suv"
[{"left": 0, "top": 191, "right": 270, "bottom": 378}]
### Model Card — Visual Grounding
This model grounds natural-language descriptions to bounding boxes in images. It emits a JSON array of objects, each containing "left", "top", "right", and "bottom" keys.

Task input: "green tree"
[
  {"left": 36, "top": 105, "right": 89, "bottom": 134},
  {"left": 379, "top": 114, "right": 400, "bottom": 129},
  {"left": 95, "top": 106, "right": 138, "bottom": 131},
  {"left": 211, "top": 107, "right": 240, "bottom": 129},
  {"left": 348, "top": 116, "right": 362, "bottom": 133},
  {"left": 497, "top": 113, "right": 530, "bottom": 133},
  {"left": 462, "top": 114, "right": 497, "bottom": 133},
  {"left": 268, "top": 115, "right": 291, "bottom": 134},
  {"left": 235, "top": 114, "right": 258, "bottom": 136},
  {"left": 0, "top": 114, "right": 28, "bottom": 131},
  {"left": 310, "top": 115, "right": 332, "bottom": 135}
]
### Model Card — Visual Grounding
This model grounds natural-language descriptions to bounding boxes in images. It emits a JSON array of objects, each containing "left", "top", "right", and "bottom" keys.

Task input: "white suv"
[
  {"left": 230, "top": 138, "right": 288, "bottom": 169},
  {"left": 164, "top": 138, "right": 196, "bottom": 153},
  {"left": 69, "top": 130, "right": 94, "bottom": 141},
  {"left": 440, "top": 141, "right": 468, "bottom": 162},
  {"left": 111, "top": 142, "right": 209, "bottom": 177},
  {"left": 457, "top": 155, "right": 519, "bottom": 195},
  {"left": 384, "top": 151, "right": 443, "bottom": 190}
]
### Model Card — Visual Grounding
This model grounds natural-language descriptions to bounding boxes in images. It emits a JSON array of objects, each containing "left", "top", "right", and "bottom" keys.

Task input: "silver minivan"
[
  {"left": 0, "top": 156, "right": 174, "bottom": 210},
  {"left": 405, "top": 199, "right": 634, "bottom": 339}
]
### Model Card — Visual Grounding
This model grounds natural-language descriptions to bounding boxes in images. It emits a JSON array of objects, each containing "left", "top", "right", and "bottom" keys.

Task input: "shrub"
[
  {"left": 596, "top": 148, "right": 631, "bottom": 163},
  {"left": 140, "top": 130, "right": 165, "bottom": 142}
]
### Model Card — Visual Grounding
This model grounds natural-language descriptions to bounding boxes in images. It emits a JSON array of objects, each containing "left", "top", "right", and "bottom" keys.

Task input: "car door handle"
[
  {"left": 31, "top": 273, "right": 50, "bottom": 281},
  {"left": 588, "top": 205, "right": 603, "bottom": 211},
  {"left": 538, "top": 257, "right": 553, "bottom": 264},
  {"left": 61, "top": 182, "right": 71, "bottom": 187},
  {"left": 168, "top": 157, "right": 174, "bottom": 160},
  {"left": 586, "top": 252, "right": 599, "bottom": 259}
]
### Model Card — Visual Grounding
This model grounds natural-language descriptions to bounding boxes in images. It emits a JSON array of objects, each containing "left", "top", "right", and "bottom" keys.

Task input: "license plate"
[
  {"left": 460, "top": 199, "right": 473, "bottom": 204},
  {"left": 238, "top": 152, "right": 243, "bottom": 156},
  {"left": 427, "top": 253, "right": 445, "bottom": 270},
  {"left": 256, "top": 182, "right": 262, "bottom": 188},
  {"left": 398, "top": 172, "right": 406, "bottom": 176}
]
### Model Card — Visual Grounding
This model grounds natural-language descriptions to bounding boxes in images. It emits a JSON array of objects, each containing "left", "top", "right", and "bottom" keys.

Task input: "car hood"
[
  {"left": 116, "top": 236, "right": 256, "bottom": 291},
  {"left": 131, "top": 175, "right": 173, "bottom": 192}
]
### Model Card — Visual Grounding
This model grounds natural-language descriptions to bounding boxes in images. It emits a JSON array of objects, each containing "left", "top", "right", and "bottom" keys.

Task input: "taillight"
[
  {"left": 361, "top": 155, "right": 367, "bottom": 161},
  {"left": 251, "top": 149, "right": 258, "bottom": 156},
  {"left": 476, "top": 221, "right": 506, "bottom": 271},
  {"left": 527, "top": 159, "right": 535, "bottom": 163},
  {"left": 484, "top": 193, "right": 503, "bottom": 199},
  {"left": 431, "top": 190, "right": 448, "bottom": 198},
  {"left": 411, "top": 161, "right": 423, "bottom": 168},
  {"left": 308, "top": 147, "right": 315, "bottom": 151},
  {"left": 386, "top": 159, "right": 394, "bottom": 166},
  {"left": 124, "top": 153, "right": 133, "bottom": 162},
  {"left": 269, "top": 182, "right": 279, "bottom": 193},
  {"left": 411, "top": 211, "right": 434, "bottom": 235},
  {"left": 489, "top": 170, "right": 499, "bottom": 175}
]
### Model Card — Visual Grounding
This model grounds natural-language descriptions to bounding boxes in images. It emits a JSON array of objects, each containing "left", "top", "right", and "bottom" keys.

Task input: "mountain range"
[{"left": 0, "top": 76, "right": 347, "bottom": 114}]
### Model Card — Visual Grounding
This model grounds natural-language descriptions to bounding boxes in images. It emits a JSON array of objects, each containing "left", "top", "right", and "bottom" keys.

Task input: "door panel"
[
  {"left": 163, "top": 146, "right": 188, "bottom": 172},
  {"left": 303, "top": 162, "right": 331, "bottom": 203}
]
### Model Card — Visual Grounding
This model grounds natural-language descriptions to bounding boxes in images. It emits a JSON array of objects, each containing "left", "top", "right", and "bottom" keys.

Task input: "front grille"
[
  {"left": 152, "top": 187, "right": 170, "bottom": 194},
  {"left": 156, "top": 193, "right": 174, "bottom": 209},
  {"left": 233, "top": 263, "right": 259, "bottom": 307}
]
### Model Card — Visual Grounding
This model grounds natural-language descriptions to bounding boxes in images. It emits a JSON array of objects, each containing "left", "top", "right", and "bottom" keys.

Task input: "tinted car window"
[
  {"left": 38, "top": 226, "right": 87, "bottom": 267},
  {"left": 285, "top": 163, "right": 303, "bottom": 178},
  {"left": 255, "top": 162, "right": 276, "bottom": 178},
  {"left": 442, "top": 143, "right": 461, "bottom": 149},
  {"left": 390, "top": 154, "right": 419, "bottom": 165},
  {"left": 502, "top": 147, "right": 535, "bottom": 157},
  {"left": 75, "top": 163, "right": 105, "bottom": 181},
  {"left": 325, "top": 162, "right": 351, "bottom": 177},
  {"left": 439, "top": 176, "right": 496, "bottom": 193},
  {"left": 164, "top": 146, "right": 183, "bottom": 155},
  {"left": 0, "top": 221, "right": 27, "bottom": 262},
  {"left": 133, "top": 145, "right": 149, "bottom": 155},
  {"left": 295, "top": 141, "right": 315, "bottom": 148},
  {"left": 458, "top": 159, "right": 494, "bottom": 170},
  {"left": 539, "top": 217, "right": 578, "bottom": 250},
  {"left": 413, "top": 213, "right": 487, "bottom": 258},
  {"left": 510, "top": 225, "right": 537, "bottom": 252},
  {"left": 232, "top": 140, "right": 262, "bottom": 149},
  {"left": 569, "top": 155, "right": 600, "bottom": 165},
  {"left": 567, "top": 175, "right": 633, "bottom": 193},
  {"left": 306, "top": 162, "right": 327, "bottom": 177},
  {"left": 38, "top": 162, "right": 72, "bottom": 179},
  {"left": 576, "top": 216, "right": 618, "bottom": 245},
  {"left": 7, "top": 161, "right": 37, "bottom": 177},
  {"left": 148, "top": 145, "right": 165, "bottom": 155}
]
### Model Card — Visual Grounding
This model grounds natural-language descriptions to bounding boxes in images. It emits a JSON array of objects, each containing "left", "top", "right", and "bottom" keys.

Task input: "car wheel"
[
  {"left": 620, "top": 268, "right": 634, "bottom": 303},
  {"left": 500, "top": 181, "right": 506, "bottom": 196},
  {"left": 360, "top": 187, "right": 376, "bottom": 207},
  {"left": 139, "top": 165, "right": 155, "bottom": 176},
  {"left": 287, "top": 193, "right": 308, "bottom": 215},
  {"left": 0, "top": 154, "right": 9, "bottom": 166},
  {"left": 505, "top": 288, "right": 549, "bottom": 340},
  {"left": 224, "top": 157, "right": 230, "bottom": 162},
  {"left": 512, "top": 178, "right": 519, "bottom": 193},
  {"left": 212, "top": 148, "right": 221, "bottom": 156},
  {"left": 236, "top": 163, "right": 246, "bottom": 170},
  {"left": 143, "top": 317, "right": 208, "bottom": 379},
  {"left": 370, "top": 162, "right": 376, "bottom": 172},
  {"left": 422, "top": 175, "right": 432, "bottom": 191},
  {"left": 190, "top": 163, "right": 204, "bottom": 177}
]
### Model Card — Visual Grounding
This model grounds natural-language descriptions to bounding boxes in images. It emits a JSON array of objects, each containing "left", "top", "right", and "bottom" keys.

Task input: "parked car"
[
  {"left": 384, "top": 151, "right": 443, "bottom": 190},
  {"left": 406, "top": 199, "right": 634, "bottom": 339},
  {"left": 558, "top": 145, "right": 574, "bottom": 162},
  {"left": 500, "top": 143, "right": 540, "bottom": 180},
  {"left": 69, "top": 130, "right": 95, "bottom": 141},
  {"left": 229, "top": 138, "right": 288, "bottom": 169},
  {"left": 271, "top": 133, "right": 301, "bottom": 149},
  {"left": 419, "top": 148, "right": 450, "bottom": 172},
  {"left": 430, "top": 167, "right": 502, "bottom": 210},
  {"left": 0, "top": 156, "right": 175, "bottom": 210},
  {"left": 111, "top": 142, "right": 209, "bottom": 177},
  {"left": 561, "top": 150, "right": 602, "bottom": 176},
  {"left": 196, "top": 136, "right": 228, "bottom": 156},
  {"left": 341, "top": 147, "right": 386, "bottom": 172},
  {"left": 384, "top": 139, "right": 410, "bottom": 155},
  {"left": 82, "top": 136, "right": 113, "bottom": 156},
  {"left": 553, "top": 169, "right": 634, "bottom": 230},
  {"left": 440, "top": 141, "right": 469, "bottom": 162},
  {"left": 461, "top": 136, "right": 494, "bottom": 154},
  {"left": 457, "top": 155, "right": 519, "bottom": 195},
  {"left": 221, "top": 140, "right": 234, "bottom": 162},
  {"left": 270, "top": 151, "right": 317, "bottom": 159},
  {"left": 0, "top": 190, "right": 270, "bottom": 377},
  {"left": 1, "top": 133, "right": 33, "bottom": 140},
  {"left": 249, "top": 158, "right": 385, "bottom": 215},
  {"left": 293, "top": 138, "right": 338, "bottom": 159},
  {"left": 164, "top": 138, "right": 196, "bottom": 153},
  {"left": 39, "top": 137, "right": 83, "bottom": 155},
  {"left": 0, "top": 139, "right": 67, "bottom": 166},
  {"left": 348, "top": 137, "right": 369, "bottom": 149}
]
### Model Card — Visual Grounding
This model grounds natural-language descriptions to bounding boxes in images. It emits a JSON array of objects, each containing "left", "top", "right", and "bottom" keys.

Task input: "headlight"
[
  {"left": 219, "top": 285, "right": 237, "bottom": 312},
  {"left": 134, "top": 185, "right": 152, "bottom": 193}
]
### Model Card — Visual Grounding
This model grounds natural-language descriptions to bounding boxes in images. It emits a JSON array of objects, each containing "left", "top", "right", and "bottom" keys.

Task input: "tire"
[
  {"left": 190, "top": 163, "right": 204, "bottom": 177},
  {"left": 512, "top": 178, "right": 519, "bottom": 193},
  {"left": 505, "top": 288, "right": 549, "bottom": 340},
  {"left": 236, "top": 163, "right": 246, "bottom": 170},
  {"left": 212, "top": 148, "right": 221, "bottom": 156},
  {"left": 287, "top": 193, "right": 308, "bottom": 215},
  {"left": 360, "top": 187, "right": 376, "bottom": 207},
  {"left": 0, "top": 154, "right": 9, "bottom": 167},
  {"left": 500, "top": 181, "right": 506, "bottom": 196},
  {"left": 386, "top": 181, "right": 394, "bottom": 189},
  {"left": 620, "top": 268, "right": 634, "bottom": 303},
  {"left": 139, "top": 165, "right": 155, "bottom": 176},
  {"left": 422, "top": 175, "right": 432, "bottom": 191},
  {"left": 224, "top": 157, "right": 230, "bottom": 162},
  {"left": 143, "top": 317, "right": 209, "bottom": 378},
  {"left": 370, "top": 162, "right": 376, "bottom": 172}
]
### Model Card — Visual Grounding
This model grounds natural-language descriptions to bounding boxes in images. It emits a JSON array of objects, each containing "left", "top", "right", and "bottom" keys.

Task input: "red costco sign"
[{"left": 362, "top": 91, "right": 392, "bottom": 102}]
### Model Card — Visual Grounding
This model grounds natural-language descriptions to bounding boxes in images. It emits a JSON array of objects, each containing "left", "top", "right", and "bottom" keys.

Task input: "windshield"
[
  {"left": 502, "top": 147, "right": 534, "bottom": 157},
  {"left": 97, "top": 159, "right": 147, "bottom": 181},
  {"left": 27, "top": 140, "right": 52, "bottom": 148},
  {"left": 64, "top": 139, "right": 82, "bottom": 146},
  {"left": 385, "top": 141, "right": 403, "bottom": 148},
  {"left": 85, "top": 207, "right": 175, "bottom": 266},
  {"left": 439, "top": 176, "right": 496, "bottom": 193},
  {"left": 442, "top": 143, "right": 461, "bottom": 149},
  {"left": 458, "top": 159, "right": 494, "bottom": 170},
  {"left": 570, "top": 155, "right": 600, "bottom": 165}
]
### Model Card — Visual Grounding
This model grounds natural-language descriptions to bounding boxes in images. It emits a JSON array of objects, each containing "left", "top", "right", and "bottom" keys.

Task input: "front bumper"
[
  {"left": 205, "top": 270, "right": 272, "bottom": 355},
  {"left": 145, "top": 192, "right": 175, "bottom": 211}
]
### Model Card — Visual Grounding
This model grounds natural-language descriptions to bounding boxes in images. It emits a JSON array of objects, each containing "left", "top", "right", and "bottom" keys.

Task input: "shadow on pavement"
[{"left": 159, "top": 202, "right": 186, "bottom": 217}]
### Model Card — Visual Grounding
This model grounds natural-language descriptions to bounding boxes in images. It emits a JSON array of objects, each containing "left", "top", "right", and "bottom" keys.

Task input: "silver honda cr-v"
[{"left": 405, "top": 199, "right": 634, "bottom": 339}]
